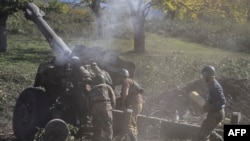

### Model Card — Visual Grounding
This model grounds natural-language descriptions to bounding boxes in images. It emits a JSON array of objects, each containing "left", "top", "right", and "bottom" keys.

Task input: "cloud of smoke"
[
  {"left": 66, "top": 0, "right": 135, "bottom": 51},
  {"left": 88, "top": 0, "right": 141, "bottom": 47},
  {"left": 65, "top": 0, "right": 153, "bottom": 66},
  {"left": 102, "top": 0, "right": 132, "bottom": 35}
]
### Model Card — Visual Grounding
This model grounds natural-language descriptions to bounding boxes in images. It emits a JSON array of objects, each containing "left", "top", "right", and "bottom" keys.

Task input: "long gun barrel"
[{"left": 23, "top": 3, "right": 71, "bottom": 56}]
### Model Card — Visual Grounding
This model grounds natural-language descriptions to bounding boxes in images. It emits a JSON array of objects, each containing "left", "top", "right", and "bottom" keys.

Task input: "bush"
[
  {"left": 146, "top": 18, "right": 250, "bottom": 53},
  {"left": 7, "top": 4, "right": 93, "bottom": 38}
]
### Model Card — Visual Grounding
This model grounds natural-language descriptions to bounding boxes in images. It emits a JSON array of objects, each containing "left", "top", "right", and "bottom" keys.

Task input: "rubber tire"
[
  {"left": 44, "top": 119, "right": 69, "bottom": 141},
  {"left": 13, "top": 87, "right": 51, "bottom": 140}
]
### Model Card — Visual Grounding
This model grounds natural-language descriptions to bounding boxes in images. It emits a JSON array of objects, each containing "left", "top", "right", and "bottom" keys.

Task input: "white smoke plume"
[
  {"left": 101, "top": 0, "right": 133, "bottom": 37},
  {"left": 88, "top": 0, "right": 145, "bottom": 47},
  {"left": 65, "top": 0, "right": 143, "bottom": 62},
  {"left": 65, "top": 0, "right": 153, "bottom": 65}
]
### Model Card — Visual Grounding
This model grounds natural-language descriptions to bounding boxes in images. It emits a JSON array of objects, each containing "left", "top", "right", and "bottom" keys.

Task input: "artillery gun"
[
  {"left": 11, "top": 3, "right": 241, "bottom": 141},
  {"left": 12, "top": 3, "right": 135, "bottom": 140}
]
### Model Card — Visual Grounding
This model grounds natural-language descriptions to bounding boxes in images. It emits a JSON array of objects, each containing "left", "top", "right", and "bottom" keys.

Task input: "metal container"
[{"left": 189, "top": 91, "right": 206, "bottom": 109}]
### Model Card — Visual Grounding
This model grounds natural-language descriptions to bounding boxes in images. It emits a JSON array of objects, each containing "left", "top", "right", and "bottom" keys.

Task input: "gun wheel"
[
  {"left": 44, "top": 119, "right": 69, "bottom": 141},
  {"left": 13, "top": 87, "right": 50, "bottom": 140}
]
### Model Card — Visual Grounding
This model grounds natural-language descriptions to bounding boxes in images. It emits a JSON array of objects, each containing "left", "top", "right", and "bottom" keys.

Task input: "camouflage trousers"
[
  {"left": 91, "top": 108, "right": 113, "bottom": 141},
  {"left": 123, "top": 103, "right": 143, "bottom": 138},
  {"left": 197, "top": 109, "right": 225, "bottom": 141}
]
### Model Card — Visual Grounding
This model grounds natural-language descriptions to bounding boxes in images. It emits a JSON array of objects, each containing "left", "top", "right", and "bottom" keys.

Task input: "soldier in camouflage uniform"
[
  {"left": 119, "top": 69, "right": 143, "bottom": 141},
  {"left": 70, "top": 56, "right": 92, "bottom": 127},
  {"left": 88, "top": 74, "right": 116, "bottom": 141},
  {"left": 90, "top": 62, "right": 113, "bottom": 86},
  {"left": 197, "top": 65, "right": 226, "bottom": 141}
]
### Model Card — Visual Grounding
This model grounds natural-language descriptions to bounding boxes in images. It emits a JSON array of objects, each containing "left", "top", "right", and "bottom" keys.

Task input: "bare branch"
[{"left": 142, "top": 2, "right": 153, "bottom": 17}]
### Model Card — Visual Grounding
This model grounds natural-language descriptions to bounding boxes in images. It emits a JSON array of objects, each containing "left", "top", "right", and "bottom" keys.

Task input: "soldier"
[
  {"left": 197, "top": 65, "right": 226, "bottom": 141},
  {"left": 119, "top": 69, "right": 143, "bottom": 141},
  {"left": 88, "top": 74, "right": 116, "bottom": 141},
  {"left": 70, "top": 56, "right": 92, "bottom": 127},
  {"left": 90, "top": 62, "right": 113, "bottom": 86}
]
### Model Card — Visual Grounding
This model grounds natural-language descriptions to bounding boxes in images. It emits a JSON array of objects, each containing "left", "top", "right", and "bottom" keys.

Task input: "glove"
[{"left": 202, "top": 103, "right": 211, "bottom": 113}]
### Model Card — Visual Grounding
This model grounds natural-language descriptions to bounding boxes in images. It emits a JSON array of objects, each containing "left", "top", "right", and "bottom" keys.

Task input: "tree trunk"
[
  {"left": 247, "top": 8, "right": 250, "bottom": 22},
  {"left": 91, "top": 0, "right": 103, "bottom": 38},
  {"left": 133, "top": 16, "right": 146, "bottom": 53},
  {"left": 95, "top": 13, "right": 103, "bottom": 38},
  {"left": 133, "top": 26, "right": 145, "bottom": 53},
  {"left": 0, "top": 13, "right": 8, "bottom": 52}
]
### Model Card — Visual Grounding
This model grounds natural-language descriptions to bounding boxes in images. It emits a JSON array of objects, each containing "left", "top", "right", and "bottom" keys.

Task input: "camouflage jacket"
[{"left": 89, "top": 84, "right": 116, "bottom": 111}]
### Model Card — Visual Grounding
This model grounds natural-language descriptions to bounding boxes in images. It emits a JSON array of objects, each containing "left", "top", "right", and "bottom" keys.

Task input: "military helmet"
[
  {"left": 71, "top": 56, "right": 80, "bottom": 64},
  {"left": 91, "top": 62, "right": 98, "bottom": 67},
  {"left": 201, "top": 65, "right": 216, "bottom": 77},
  {"left": 91, "top": 62, "right": 100, "bottom": 71},
  {"left": 119, "top": 69, "right": 129, "bottom": 77},
  {"left": 93, "top": 74, "right": 106, "bottom": 85}
]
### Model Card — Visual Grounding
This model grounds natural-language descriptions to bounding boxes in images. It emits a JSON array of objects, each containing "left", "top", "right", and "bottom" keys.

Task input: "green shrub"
[
  {"left": 218, "top": 58, "right": 250, "bottom": 79},
  {"left": 146, "top": 18, "right": 250, "bottom": 53},
  {"left": 7, "top": 4, "right": 93, "bottom": 38}
]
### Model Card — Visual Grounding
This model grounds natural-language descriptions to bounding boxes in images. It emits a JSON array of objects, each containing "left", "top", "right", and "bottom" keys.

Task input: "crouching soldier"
[{"left": 88, "top": 74, "right": 116, "bottom": 141}]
